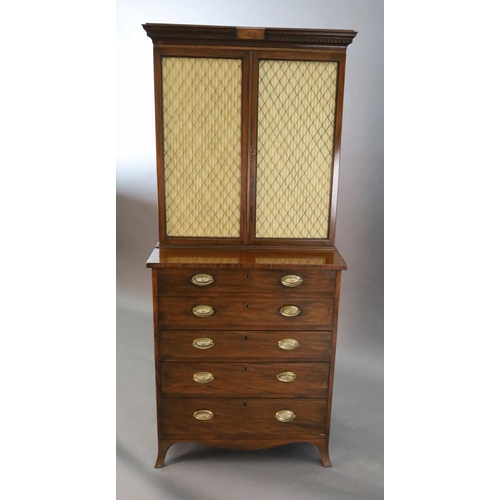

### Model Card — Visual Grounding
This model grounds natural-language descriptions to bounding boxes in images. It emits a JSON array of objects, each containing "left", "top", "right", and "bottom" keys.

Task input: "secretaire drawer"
[
  {"left": 160, "top": 362, "right": 329, "bottom": 398},
  {"left": 159, "top": 330, "right": 332, "bottom": 361},
  {"left": 157, "top": 268, "right": 336, "bottom": 294},
  {"left": 157, "top": 295, "right": 334, "bottom": 330},
  {"left": 160, "top": 398, "right": 327, "bottom": 439}
]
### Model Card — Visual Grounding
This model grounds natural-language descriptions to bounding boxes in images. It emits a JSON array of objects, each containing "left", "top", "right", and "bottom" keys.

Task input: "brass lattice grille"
[
  {"left": 255, "top": 60, "right": 338, "bottom": 239},
  {"left": 162, "top": 57, "right": 242, "bottom": 237},
  {"left": 254, "top": 257, "right": 327, "bottom": 265},
  {"left": 165, "top": 257, "right": 239, "bottom": 264}
]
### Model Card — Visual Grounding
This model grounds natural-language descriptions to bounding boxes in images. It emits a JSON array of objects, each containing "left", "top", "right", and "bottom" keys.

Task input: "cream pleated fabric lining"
[
  {"left": 256, "top": 60, "right": 337, "bottom": 239},
  {"left": 162, "top": 57, "right": 242, "bottom": 237}
]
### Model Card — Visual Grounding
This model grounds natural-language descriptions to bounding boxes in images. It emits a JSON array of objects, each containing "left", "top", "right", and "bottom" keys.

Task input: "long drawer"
[
  {"left": 160, "top": 362, "right": 329, "bottom": 398},
  {"left": 159, "top": 330, "right": 332, "bottom": 361},
  {"left": 157, "top": 295, "right": 334, "bottom": 330},
  {"left": 157, "top": 268, "right": 336, "bottom": 295},
  {"left": 160, "top": 398, "right": 327, "bottom": 439}
]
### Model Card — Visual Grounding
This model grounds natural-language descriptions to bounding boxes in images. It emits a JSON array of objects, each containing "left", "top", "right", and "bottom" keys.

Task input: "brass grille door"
[
  {"left": 255, "top": 59, "right": 338, "bottom": 240},
  {"left": 162, "top": 57, "right": 243, "bottom": 239}
]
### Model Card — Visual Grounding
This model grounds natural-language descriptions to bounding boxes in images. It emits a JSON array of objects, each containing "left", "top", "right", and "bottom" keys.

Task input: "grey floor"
[{"left": 117, "top": 299, "right": 383, "bottom": 500}]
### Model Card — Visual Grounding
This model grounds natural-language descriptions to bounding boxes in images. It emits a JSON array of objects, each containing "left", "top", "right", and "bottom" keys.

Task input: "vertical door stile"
[
  {"left": 328, "top": 54, "right": 347, "bottom": 246},
  {"left": 153, "top": 47, "right": 167, "bottom": 244},
  {"left": 241, "top": 51, "right": 253, "bottom": 245},
  {"left": 248, "top": 51, "right": 260, "bottom": 245}
]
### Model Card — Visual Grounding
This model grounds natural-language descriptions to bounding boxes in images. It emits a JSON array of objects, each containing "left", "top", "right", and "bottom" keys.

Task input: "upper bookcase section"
[{"left": 143, "top": 24, "right": 356, "bottom": 248}]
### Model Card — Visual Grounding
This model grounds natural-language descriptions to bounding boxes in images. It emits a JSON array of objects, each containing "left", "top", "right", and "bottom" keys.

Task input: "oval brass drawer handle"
[
  {"left": 277, "top": 338, "right": 300, "bottom": 350},
  {"left": 191, "top": 273, "right": 214, "bottom": 286},
  {"left": 276, "top": 371, "right": 297, "bottom": 383},
  {"left": 192, "top": 305, "right": 214, "bottom": 318},
  {"left": 193, "top": 410, "right": 214, "bottom": 421},
  {"left": 279, "top": 305, "right": 301, "bottom": 317},
  {"left": 193, "top": 371, "right": 214, "bottom": 384},
  {"left": 275, "top": 410, "right": 296, "bottom": 422},
  {"left": 280, "top": 275, "right": 303, "bottom": 288},
  {"left": 192, "top": 338, "right": 215, "bottom": 350}
]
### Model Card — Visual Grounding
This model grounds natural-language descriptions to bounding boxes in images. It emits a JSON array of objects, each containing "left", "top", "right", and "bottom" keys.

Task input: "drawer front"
[
  {"left": 160, "top": 362, "right": 329, "bottom": 398},
  {"left": 158, "top": 295, "right": 334, "bottom": 330},
  {"left": 161, "top": 398, "right": 327, "bottom": 439},
  {"left": 159, "top": 330, "right": 332, "bottom": 361},
  {"left": 157, "top": 268, "right": 335, "bottom": 294}
]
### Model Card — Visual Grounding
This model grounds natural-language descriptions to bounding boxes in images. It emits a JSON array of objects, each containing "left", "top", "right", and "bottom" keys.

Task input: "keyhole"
[
  {"left": 245, "top": 303, "right": 249, "bottom": 309},
  {"left": 244, "top": 367, "right": 247, "bottom": 371},
  {"left": 244, "top": 335, "right": 248, "bottom": 340},
  {"left": 246, "top": 274, "right": 250, "bottom": 280},
  {"left": 243, "top": 402, "right": 246, "bottom": 407}
]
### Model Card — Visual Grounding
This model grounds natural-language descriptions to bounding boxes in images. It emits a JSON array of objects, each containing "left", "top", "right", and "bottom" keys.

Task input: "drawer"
[
  {"left": 159, "top": 330, "right": 332, "bottom": 361},
  {"left": 158, "top": 295, "right": 334, "bottom": 330},
  {"left": 160, "top": 398, "right": 327, "bottom": 439},
  {"left": 157, "top": 268, "right": 335, "bottom": 294},
  {"left": 160, "top": 362, "right": 329, "bottom": 398}
]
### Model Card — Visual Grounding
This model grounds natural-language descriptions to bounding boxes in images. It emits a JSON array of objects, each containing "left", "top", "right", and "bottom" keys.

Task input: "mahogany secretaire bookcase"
[{"left": 143, "top": 23, "right": 356, "bottom": 468}]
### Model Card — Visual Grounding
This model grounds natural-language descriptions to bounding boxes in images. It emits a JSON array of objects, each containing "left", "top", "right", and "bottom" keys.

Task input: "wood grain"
[
  {"left": 161, "top": 398, "right": 327, "bottom": 439},
  {"left": 147, "top": 247, "right": 347, "bottom": 270},
  {"left": 158, "top": 294, "right": 334, "bottom": 330},
  {"left": 160, "top": 362, "right": 329, "bottom": 398},
  {"left": 159, "top": 330, "right": 332, "bottom": 362},
  {"left": 157, "top": 268, "right": 336, "bottom": 294}
]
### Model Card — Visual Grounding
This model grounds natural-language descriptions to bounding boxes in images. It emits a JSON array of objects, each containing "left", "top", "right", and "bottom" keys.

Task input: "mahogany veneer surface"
[{"left": 149, "top": 247, "right": 344, "bottom": 467}]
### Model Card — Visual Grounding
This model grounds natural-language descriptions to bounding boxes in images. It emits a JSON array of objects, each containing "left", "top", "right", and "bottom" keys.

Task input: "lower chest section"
[{"left": 154, "top": 266, "right": 338, "bottom": 440}]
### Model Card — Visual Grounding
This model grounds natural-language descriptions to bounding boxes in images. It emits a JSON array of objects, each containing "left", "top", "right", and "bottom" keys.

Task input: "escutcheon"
[
  {"left": 276, "top": 371, "right": 297, "bottom": 382},
  {"left": 192, "top": 371, "right": 214, "bottom": 384},
  {"left": 192, "top": 305, "right": 215, "bottom": 318},
  {"left": 279, "top": 305, "right": 301, "bottom": 317},
  {"left": 193, "top": 410, "right": 214, "bottom": 421},
  {"left": 277, "top": 338, "right": 300, "bottom": 350},
  {"left": 192, "top": 338, "right": 215, "bottom": 349},
  {"left": 275, "top": 410, "right": 296, "bottom": 422},
  {"left": 280, "top": 275, "right": 304, "bottom": 288},
  {"left": 191, "top": 273, "right": 215, "bottom": 286}
]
